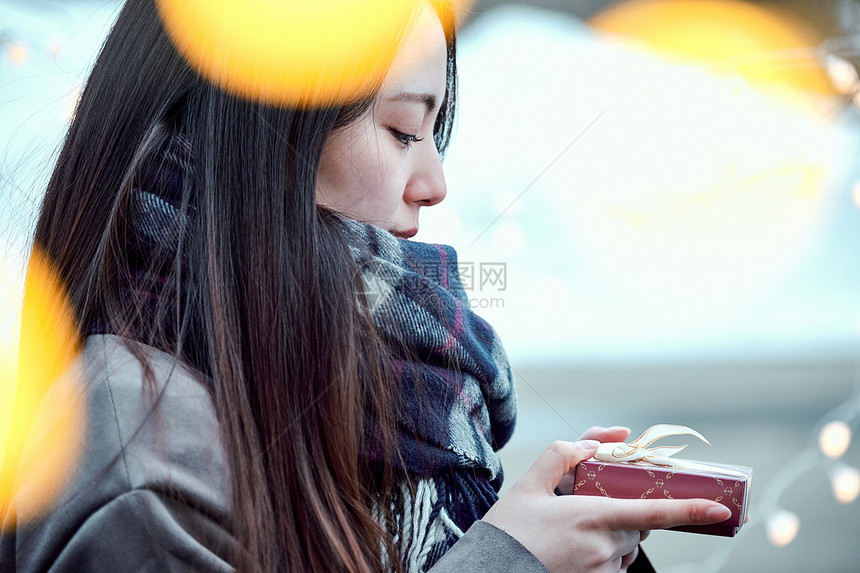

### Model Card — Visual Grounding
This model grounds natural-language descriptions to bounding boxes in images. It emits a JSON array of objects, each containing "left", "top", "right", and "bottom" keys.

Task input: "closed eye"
[{"left": 388, "top": 127, "right": 424, "bottom": 149}]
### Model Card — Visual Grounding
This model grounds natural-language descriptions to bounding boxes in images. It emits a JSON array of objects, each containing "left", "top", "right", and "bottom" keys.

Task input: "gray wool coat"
[{"left": 0, "top": 335, "right": 548, "bottom": 572}]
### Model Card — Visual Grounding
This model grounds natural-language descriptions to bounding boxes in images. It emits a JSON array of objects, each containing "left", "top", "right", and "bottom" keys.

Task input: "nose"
[{"left": 403, "top": 142, "right": 447, "bottom": 207}]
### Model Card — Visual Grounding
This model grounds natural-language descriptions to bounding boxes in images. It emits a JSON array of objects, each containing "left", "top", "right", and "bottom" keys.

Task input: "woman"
[{"left": 1, "top": 0, "right": 731, "bottom": 571}]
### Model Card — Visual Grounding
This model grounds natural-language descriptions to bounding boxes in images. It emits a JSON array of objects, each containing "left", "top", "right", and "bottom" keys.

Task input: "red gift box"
[{"left": 572, "top": 458, "right": 753, "bottom": 537}]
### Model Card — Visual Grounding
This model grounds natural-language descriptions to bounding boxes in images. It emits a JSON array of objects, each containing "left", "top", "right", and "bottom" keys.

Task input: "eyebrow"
[{"left": 385, "top": 91, "right": 439, "bottom": 116}]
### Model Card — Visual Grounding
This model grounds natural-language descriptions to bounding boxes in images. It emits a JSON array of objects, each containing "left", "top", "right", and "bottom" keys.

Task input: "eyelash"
[{"left": 388, "top": 128, "right": 424, "bottom": 149}]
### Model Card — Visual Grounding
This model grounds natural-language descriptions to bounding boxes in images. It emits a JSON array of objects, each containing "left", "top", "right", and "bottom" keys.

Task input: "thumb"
[{"left": 519, "top": 440, "right": 600, "bottom": 493}]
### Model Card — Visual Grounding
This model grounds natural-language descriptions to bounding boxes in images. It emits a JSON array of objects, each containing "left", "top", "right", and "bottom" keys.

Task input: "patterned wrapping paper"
[{"left": 572, "top": 459, "right": 753, "bottom": 537}]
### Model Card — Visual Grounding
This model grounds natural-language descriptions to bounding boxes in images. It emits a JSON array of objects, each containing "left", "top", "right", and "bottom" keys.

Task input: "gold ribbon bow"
[{"left": 593, "top": 424, "right": 747, "bottom": 477}]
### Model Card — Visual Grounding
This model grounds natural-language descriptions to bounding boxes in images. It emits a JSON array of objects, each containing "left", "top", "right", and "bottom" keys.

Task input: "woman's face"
[{"left": 316, "top": 7, "right": 448, "bottom": 239}]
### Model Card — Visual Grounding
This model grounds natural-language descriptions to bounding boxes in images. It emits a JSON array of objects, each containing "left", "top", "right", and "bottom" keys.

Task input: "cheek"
[
  {"left": 320, "top": 132, "right": 382, "bottom": 198},
  {"left": 338, "top": 139, "right": 405, "bottom": 203},
  {"left": 318, "top": 124, "right": 411, "bottom": 223},
  {"left": 354, "top": 163, "right": 407, "bottom": 220},
  {"left": 351, "top": 145, "right": 391, "bottom": 193}
]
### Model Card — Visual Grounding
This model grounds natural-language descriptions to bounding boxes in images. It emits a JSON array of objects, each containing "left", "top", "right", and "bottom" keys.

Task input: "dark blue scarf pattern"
[{"left": 345, "top": 220, "right": 517, "bottom": 570}]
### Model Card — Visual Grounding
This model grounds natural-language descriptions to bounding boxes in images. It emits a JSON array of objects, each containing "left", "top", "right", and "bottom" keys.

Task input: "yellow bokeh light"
[
  {"left": 819, "top": 420, "right": 852, "bottom": 459},
  {"left": 589, "top": 0, "right": 831, "bottom": 97},
  {"left": 766, "top": 509, "right": 800, "bottom": 547},
  {"left": 831, "top": 465, "right": 860, "bottom": 505},
  {"left": 0, "top": 249, "right": 84, "bottom": 530},
  {"left": 852, "top": 181, "right": 860, "bottom": 210},
  {"left": 155, "top": 0, "right": 468, "bottom": 107}
]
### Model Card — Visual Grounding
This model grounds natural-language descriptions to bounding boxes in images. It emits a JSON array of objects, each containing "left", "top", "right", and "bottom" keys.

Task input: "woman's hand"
[
  {"left": 482, "top": 438, "right": 732, "bottom": 573},
  {"left": 555, "top": 426, "right": 632, "bottom": 497}
]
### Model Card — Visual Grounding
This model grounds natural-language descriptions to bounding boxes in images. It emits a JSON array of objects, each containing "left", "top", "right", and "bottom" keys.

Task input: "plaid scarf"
[
  {"left": 123, "top": 131, "right": 517, "bottom": 572},
  {"left": 345, "top": 221, "right": 516, "bottom": 571}
]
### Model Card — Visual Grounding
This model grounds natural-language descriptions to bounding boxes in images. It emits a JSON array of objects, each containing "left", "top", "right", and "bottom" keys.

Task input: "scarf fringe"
[{"left": 391, "top": 477, "right": 463, "bottom": 573}]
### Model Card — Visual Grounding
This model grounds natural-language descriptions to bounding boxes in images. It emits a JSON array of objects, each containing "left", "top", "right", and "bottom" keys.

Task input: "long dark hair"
[{"left": 32, "top": 0, "right": 457, "bottom": 570}]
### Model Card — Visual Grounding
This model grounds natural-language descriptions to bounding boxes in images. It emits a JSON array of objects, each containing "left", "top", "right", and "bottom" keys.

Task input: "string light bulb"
[
  {"left": 766, "top": 509, "right": 800, "bottom": 547},
  {"left": 823, "top": 54, "right": 859, "bottom": 96},
  {"left": 819, "top": 420, "right": 852, "bottom": 459},
  {"left": 7, "top": 43, "right": 28, "bottom": 67},
  {"left": 831, "top": 465, "right": 860, "bottom": 505}
]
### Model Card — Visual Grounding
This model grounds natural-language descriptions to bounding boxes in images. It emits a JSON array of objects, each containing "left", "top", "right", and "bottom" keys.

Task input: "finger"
[
  {"left": 620, "top": 545, "right": 639, "bottom": 570},
  {"left": 616, "top": 530, "right": 640, "bottom": 559},
  {"left": 580, "top": 425, "right": 631, "bottom": 443},
  {"left": 609, "top": 529, "right": 640, "bottom": 564},
  {"left": 603, "top": 499, "right": 732, "bottom": 531},
  {"left": 556, "top": 471, "right": 577, "bottom": 495},
  {"left": 520, "top": 440, "right": 600, "bottom": 492}
]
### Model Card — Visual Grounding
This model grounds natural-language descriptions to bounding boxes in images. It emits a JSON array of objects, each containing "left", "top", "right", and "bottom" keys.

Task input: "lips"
[{"left": 392, "top": 228, "right": 418, "bottom": 239}]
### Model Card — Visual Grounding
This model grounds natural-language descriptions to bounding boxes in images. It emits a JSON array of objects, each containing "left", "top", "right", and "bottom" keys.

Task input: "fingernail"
[
  {"left": 610, "top": 426, "right": 631, "bottom": 432},
  {"left": 707, "top": 506, "right": 732, "bottom": 522},
  {"left": 581, "top": 440, "right": 600, "bottom": 449}
]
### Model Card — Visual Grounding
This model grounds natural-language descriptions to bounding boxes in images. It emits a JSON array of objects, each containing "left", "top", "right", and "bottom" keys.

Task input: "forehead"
[{"left": 378, "top": 5, "right": 448, "bottom": 98}]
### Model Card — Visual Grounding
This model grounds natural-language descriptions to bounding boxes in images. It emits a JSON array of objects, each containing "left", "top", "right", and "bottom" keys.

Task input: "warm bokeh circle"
[
  {"left": 590, "top": 0, "right": 832, "bottom": 95},
  {"left": 0, "top": 249, "right": 84, "bottom": 529},
  {"left": 155, "top": 0, "right": 469, "bottom": 107}
]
